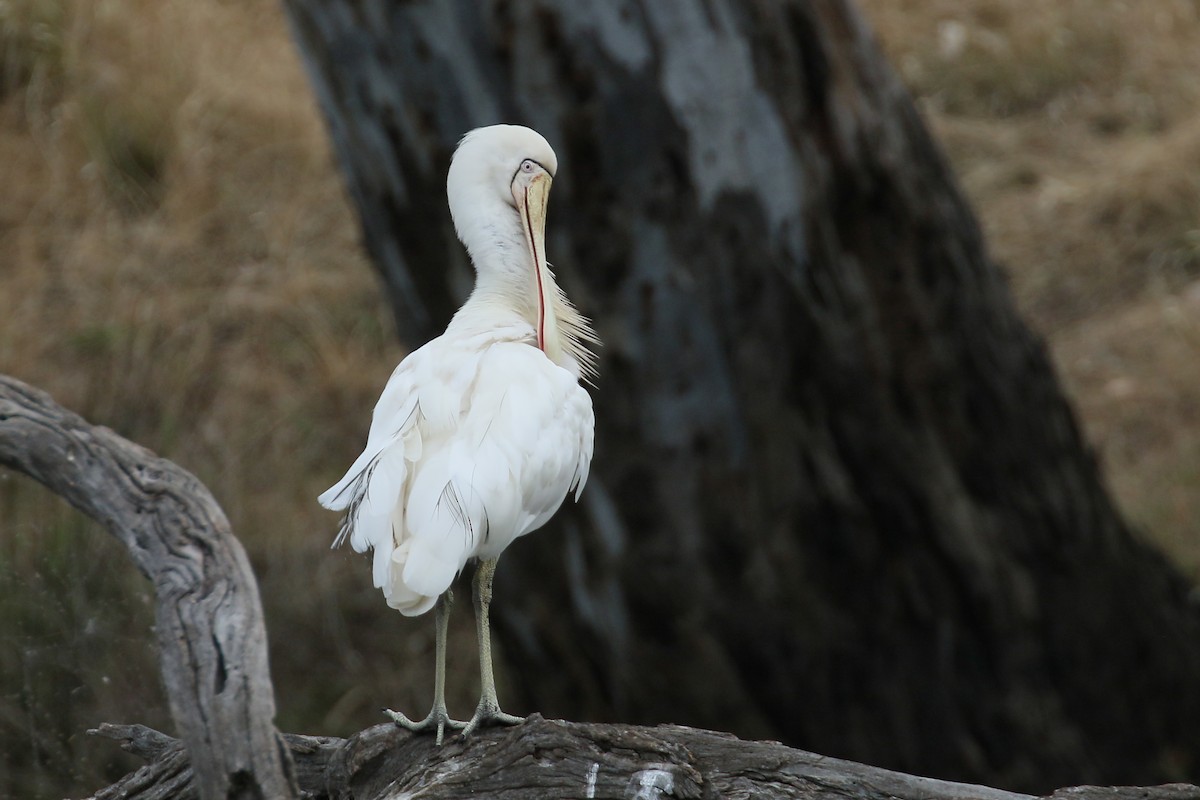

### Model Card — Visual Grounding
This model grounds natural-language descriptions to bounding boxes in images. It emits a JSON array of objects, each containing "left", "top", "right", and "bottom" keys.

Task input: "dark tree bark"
[
  {"left": 85, "top": 718, "right": 1200, "bottom": 800},
  {"left": 0, "top": 376, "right": 297, "bottom": 800},
  {"left": 283, "top": 0, "right": 1200, "bottom": 792}
]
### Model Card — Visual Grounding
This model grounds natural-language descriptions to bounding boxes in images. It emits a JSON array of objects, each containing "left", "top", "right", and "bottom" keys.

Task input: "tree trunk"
[
  {"left": 0, "top": 376, "right": 297, "bottom": 800},
  {"left": 283, "top": 0, "right": 1200, "bottom": 792},
  {"left": 85, "top": 718, "right": 1200, "bottom": 800}
]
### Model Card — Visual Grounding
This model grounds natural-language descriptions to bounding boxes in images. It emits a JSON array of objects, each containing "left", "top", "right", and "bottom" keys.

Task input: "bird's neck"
[
  {"left": 453, "top": 207, "right": 597, "bottom": 379},
  {"left": 457, "top": 216, "right": 550, "bottom": 330}
]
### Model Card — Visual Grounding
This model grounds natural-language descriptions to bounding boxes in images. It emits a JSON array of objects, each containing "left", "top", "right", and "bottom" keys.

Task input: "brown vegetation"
[{"left": 1, "top": 0, "right": 1197, "bottom": 795}]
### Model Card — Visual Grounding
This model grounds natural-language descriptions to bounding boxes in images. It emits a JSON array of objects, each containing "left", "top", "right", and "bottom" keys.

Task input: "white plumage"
[
  {"left": 318, "top": 326, "right": 593, "bottom": 614},
  {"left": 319, "top": 124, "right": 597, "bottom": 740}
]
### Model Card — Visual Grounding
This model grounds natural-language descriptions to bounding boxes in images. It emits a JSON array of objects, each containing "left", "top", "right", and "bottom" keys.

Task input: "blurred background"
[{"left": 0, "top": 0, "right": 1198, "bottom": 796}]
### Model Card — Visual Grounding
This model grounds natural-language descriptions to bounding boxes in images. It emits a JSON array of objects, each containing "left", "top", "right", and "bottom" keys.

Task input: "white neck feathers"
[{"left": 450, "top": 193, "right": 598, "bottom": 380}]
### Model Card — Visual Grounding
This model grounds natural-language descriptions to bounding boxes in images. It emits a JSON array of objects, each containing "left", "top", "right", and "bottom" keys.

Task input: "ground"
[{"left": 0, "top": 0, "right": 1197, "bottom": 796}]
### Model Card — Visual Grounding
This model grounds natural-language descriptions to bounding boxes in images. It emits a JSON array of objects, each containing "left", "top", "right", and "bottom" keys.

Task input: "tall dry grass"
[{"left": 0, "top": 0, "right": 1197, "bottom": 795}]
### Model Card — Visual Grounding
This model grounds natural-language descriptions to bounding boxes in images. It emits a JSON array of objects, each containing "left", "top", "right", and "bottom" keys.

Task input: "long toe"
[
  {"left": 384, "top": 706, "right": 466, "bottom": 745},
  {"left": 460, "top": 700, "right": 525, "bottom": 739}
]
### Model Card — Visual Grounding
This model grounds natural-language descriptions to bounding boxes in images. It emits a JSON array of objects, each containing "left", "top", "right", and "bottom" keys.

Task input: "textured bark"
[
  {"left": 283, "top": 0, "right": 1200, "bottom": 792},
  {"left": 0, "top": 376, "right": 297, "bottom": 800},
  {"left": 85, "top": 718, "right": 1200, "bottom": 800}
]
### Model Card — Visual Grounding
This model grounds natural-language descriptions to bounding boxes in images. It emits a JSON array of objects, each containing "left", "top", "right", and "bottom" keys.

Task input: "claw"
[
  {"left": 385, "top": 705, "right": 466, "bottom": 746},
  {"left": 460, "top": 698, "right": 525, "bottom": 739}
]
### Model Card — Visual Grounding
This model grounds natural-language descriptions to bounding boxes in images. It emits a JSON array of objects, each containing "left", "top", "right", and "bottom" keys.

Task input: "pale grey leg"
[
  {"left": 461, "top": 558, "right": 524, "bottom": 737},
  {"left": 384, "top": 590, "right": 465, "bottom": 744}
]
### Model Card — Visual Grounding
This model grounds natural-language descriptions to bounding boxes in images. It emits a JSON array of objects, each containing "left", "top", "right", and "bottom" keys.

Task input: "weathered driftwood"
[
  {"left": 0, "top": 375, "right": 297, "bottom": 800},
  {"left": 86, "top": 717, "right": 1200, "bottom": 800}
]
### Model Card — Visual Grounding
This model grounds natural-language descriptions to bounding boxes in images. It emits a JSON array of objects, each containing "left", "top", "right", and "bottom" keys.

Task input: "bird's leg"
[
  {"left": 461, "top": 558, "right": 525, "bottom": 737},
  {"left": 384, "top": 590, "right": 465, "bottom": 744}
]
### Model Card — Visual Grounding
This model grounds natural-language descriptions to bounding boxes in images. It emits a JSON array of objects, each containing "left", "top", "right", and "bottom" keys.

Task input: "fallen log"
[{"left": 86, "top": 717, "right": 1200, "bottom": 800}]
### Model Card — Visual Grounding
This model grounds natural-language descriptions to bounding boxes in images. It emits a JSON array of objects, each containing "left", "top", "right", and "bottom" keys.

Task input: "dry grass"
[
  {"left": 0, "top": 0, "right": 1198, "bottom": 795},
  {"left": 1054, "top": 285, "right": 1200, "bottom": 569}
]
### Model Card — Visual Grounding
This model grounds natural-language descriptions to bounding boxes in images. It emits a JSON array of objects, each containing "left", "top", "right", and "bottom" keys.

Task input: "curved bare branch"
[{"left": 0, "top": 375, "right": 296, "bottom": 800}]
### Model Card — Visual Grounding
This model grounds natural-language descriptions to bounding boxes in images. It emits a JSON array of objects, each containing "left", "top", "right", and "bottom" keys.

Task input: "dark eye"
[{"left": 520, "top": 159, "right": 536, "bottom": 173}]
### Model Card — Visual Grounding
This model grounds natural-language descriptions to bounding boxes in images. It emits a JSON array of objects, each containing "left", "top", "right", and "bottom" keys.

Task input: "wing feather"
[
  {"left": 318, "top": 353, "right": 423, "bottom": 551},
  {"left": 463, "top": 343, "right": 595, "bottom": 557},
  {"left": 320, "top": 328, "right": 595, "bottom": 617}
]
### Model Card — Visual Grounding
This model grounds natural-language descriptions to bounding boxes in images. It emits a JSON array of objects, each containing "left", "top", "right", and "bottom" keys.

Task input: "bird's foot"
[
  {"left": 383, "top": 704, "right": 465, "bottom": 746},
  {"left": 460, "top": 698, "right": 525, "bottom": 738}
]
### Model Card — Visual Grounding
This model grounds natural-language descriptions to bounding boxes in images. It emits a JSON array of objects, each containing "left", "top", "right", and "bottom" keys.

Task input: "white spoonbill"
[{"left": 319, "top": 124, "right": 598, "bottom": 742}]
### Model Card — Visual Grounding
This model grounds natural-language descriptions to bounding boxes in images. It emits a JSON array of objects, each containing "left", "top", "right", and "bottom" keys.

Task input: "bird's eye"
[{"left": 520, "top": 159, "right": 536, "bottom": 173}]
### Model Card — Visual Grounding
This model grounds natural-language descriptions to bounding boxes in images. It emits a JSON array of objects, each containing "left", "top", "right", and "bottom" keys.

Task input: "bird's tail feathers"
[
  {"left": 386, "top": 538, "right": 447, "bottom": 616},
  {"left": 400, "top": 535, "right": 461, "bottom": 600}
]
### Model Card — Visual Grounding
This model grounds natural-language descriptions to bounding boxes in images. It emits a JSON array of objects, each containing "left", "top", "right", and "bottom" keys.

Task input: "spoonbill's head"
[
  {"left": 446, "top": 124, "right": 596, "bottom": 379},
  {"left": 447, "top": 124, "right": 558, "bottom": 275}
]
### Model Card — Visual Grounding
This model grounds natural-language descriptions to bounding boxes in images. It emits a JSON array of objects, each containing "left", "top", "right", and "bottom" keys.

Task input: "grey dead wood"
[
  {"left": 282, "top": 0, "right": 1200, "bottom": 789},
  {"left": 0, "top": 375, "right": 297, "bottom": 800},
  {"left": 84, "top": 718, "right": 1200, "bottom": 800}
]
